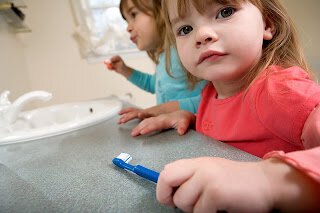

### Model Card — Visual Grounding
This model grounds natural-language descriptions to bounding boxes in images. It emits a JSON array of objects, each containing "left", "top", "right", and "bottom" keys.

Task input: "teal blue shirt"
[{"left": 128, "top": 48, "right": 206, "bottom": 113}]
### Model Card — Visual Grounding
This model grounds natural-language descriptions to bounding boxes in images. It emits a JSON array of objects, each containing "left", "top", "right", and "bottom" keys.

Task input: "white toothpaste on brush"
[{"left": 112, "top": 153, "right": 159, "bottom": 183}]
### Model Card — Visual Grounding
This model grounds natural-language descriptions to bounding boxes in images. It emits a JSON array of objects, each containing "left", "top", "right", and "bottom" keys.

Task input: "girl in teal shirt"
[
  {"left": 129, "top": 47, "right": 206, "bottom": 112},
  {"left": 105, "top": 0, "right": 206, "bottom": 126}
]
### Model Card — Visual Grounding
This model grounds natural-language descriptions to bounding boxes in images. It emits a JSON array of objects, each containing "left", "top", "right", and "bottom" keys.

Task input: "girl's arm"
[
  {"left": 301, "top": 104, "right": 320, "bottom": 148},
  {"left": 178, "top": 95, "right": 201, "bottom": 114},
  {"left": 106, "top": 55, "right": 156, "bottom": 93},
  {"left": 128, "top": 70, "right": 156, "bottom": 94}
]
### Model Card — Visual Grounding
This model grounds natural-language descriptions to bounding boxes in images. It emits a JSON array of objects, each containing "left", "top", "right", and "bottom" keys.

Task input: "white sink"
[{"left": 0, "top": 98, "right": 122, "bottom": 145}]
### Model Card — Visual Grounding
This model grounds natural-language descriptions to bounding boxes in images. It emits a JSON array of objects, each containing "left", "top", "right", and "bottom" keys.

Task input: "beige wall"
[
  {"left": 0, "top": 18, "right": 31, "bottom": 101},
  {"left": 283, "top": 0, "right": 320, "bottom": 77},
  {"left": 1, "top": 0, "right": 319, "bottom": 108}
]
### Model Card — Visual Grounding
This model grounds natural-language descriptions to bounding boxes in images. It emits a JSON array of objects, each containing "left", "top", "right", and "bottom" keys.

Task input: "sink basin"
[{"left": 0, "top": 98, "right": 122, "bottom": 145}]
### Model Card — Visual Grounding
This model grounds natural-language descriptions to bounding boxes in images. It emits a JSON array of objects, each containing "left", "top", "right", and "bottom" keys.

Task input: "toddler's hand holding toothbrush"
[
  {"left": 103, "top": 59, "right": 114, "bottom": 69},
  {"left": 156, "top": 157, "right": 320, "bottom": 212},
  {"left": 103, "top": 55, "right": 133, "bottom": 79}
]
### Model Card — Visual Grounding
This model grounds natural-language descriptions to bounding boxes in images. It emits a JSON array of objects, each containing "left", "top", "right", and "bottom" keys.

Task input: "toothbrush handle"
[{"left": 134, "top": 165, "right": 160, "bottom": 183}]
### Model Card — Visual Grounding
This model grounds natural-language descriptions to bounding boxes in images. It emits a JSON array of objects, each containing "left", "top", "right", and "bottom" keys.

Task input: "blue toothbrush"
[{"left": 112, "top": 153, "right": 160, "bottom": 183}]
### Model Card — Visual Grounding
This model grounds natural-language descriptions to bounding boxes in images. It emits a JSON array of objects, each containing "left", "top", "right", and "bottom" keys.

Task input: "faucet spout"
[
  {"left": 0, "top": 90, "right": 52, "bottom": 127},
  {"left": 12, "top": 91, "right": 52, "bottom": 109}
]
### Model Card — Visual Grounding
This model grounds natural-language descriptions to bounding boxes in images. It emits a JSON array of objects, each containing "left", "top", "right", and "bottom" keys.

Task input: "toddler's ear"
[
  {"left": 263, "top": 19, "right": 275, "bottom": 40},
  {"left": 263, "top": 27, "right": 274, "bottom": 40}
]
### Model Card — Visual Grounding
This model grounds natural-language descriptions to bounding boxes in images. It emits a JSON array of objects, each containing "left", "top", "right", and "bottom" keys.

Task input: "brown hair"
[
  {"left": 120, "top": 0, "right": 165, "bottom": 64},
  {"left": 162, "top": 0, "right": 315, "bottom": 88}
]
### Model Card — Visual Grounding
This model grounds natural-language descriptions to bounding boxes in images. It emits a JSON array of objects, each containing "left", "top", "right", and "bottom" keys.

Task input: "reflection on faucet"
[{"left": 0, "top": 90, "right": 52, "bottom": 128}]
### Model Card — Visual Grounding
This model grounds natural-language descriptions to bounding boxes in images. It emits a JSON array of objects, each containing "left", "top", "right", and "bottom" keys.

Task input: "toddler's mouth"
[
  {"left": 130, "top": 36, "right": 137, "bottom": 44},
  {"left": 198, "top": 50, "right": 226, "bottom": 64}
]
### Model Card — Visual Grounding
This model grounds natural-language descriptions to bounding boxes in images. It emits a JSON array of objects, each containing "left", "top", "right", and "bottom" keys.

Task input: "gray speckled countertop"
[{"left": 0, "top": 101, "right": 259, "bottom": 212}]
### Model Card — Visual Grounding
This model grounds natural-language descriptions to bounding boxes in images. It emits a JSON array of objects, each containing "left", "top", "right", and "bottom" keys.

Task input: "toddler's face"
[
  {"left": 167, "top": 0, "right": 273, "bottom": 85},
  {"left": 123, "top": 0, "right": 159, "bottom": 51}
]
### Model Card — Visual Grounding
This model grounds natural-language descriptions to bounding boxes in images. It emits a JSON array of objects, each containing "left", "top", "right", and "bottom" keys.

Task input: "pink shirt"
[
  {"left": 196, "top": 66, "right": 320, "bottom": 182},
  {"left": 265, "top": 102, "right": 320, "bottom": 183}
]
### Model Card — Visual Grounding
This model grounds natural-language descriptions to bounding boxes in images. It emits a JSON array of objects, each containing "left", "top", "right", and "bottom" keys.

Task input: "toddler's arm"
[
  {"left": 156, "top": 157, "right": 320, "bottom": 212},
  {"left": 301, "top": 104, "right": 320, "bottom": 148},
  {"left": 130, "top": 110, "right": 195, "bottom": 136},
  {"left": 178, "top": 95, "right": 202, "bottom": 114},
  {"left": 105, "top": 56, "right": 156, "bottom": 93}
]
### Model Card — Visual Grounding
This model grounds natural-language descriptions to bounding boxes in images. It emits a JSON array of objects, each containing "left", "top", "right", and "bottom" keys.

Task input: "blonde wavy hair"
[
  {"left": 162, "top": 0, "right": 315, "bottom": 88},
  {"left": 120, "top": 0, "right": 165, "bottom": 64}
]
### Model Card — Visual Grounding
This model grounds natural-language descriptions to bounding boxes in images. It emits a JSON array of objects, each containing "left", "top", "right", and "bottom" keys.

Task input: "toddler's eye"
[
  {"left": 217, "top": 7, "right": 235, "bottom": 19},
  {"left": 131, "top": 11, "right": 137, "bottom": 18},
  {"left": 178, "top": 25, "right": 193, "bottom": 36}
]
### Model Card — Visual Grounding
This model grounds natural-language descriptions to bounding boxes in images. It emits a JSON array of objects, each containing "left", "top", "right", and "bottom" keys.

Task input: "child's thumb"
[{"left": 177, "top": 123, "right": 188, "bottom": 135}]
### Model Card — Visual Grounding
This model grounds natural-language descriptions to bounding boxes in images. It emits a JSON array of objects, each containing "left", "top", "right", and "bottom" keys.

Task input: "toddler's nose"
[
  {"left": 127, "top": 23, "right": 133, "bottom": 33},
  {"left": 196, "top": 27, "right": 218, "bottom": 46}
]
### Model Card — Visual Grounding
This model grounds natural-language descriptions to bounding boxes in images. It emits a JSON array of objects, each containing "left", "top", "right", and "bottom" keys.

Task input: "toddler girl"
[
  {"left": 105, "top": 0, "right": 206, "bottom": 126},
  {"left": 132, "top": 0, "right": 320, "bottom": 211}
]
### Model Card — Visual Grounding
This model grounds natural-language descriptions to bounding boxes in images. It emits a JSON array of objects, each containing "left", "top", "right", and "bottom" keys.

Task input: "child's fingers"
[
  {"left": 118, "top": 111, "right": 140, "bottom": 124},
  {"left": 104, "top": 55, "right": 122, "bottom": 70},
  {"left": 177, "top": 123, "right": 189, "bottom": 135},
  {"left": 168, "top": 116, "right": 190, "bottom": 135},
  {"left": 156, "top": 159, "right": 197, "bottom": 206},
  {"left": 193, "top": 193, "right": 218, "bottom": 213},
  {"left": 103, "top": 59, "right": 114, "bottom": 69},
  {"left": 171, "top": 173, "right": 203, "bottom": 212},
  {"left": 107, "top": 63, "right": 113, "bottom": 69},
  {"left": 109, "top": 55, "right": 121, "bottom": 62},
  {"left": 130, "top": 121, "right": 144, "bottom": 136},
  {"left": 130, "top": 118, "right": 163, "bottom": 136},
  {"left": 131, "top": 122, "right": 150, "bottom": 136},
  {"left": 118, "top": 107, "right": 138, "bottom": 115}
]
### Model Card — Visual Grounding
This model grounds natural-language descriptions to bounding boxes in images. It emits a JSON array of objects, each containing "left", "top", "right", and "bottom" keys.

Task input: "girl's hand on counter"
[
  {"left": 156, "top": 157, "right": 320, "bottom": 212},
  {"left": 130, "top": 110, "right": 195, "bottom": 137},
  {"left": 156, "top": 157, "right": 273, "bottom": 212},
  {"left": 104, "top": 55, "right": 133, "bottom": 79},
  {"left": 118, "top": 107, "right": 153, "bottom": 124},
  {"left": 118, "top": 101, "right": 180, "bottom": 124}
]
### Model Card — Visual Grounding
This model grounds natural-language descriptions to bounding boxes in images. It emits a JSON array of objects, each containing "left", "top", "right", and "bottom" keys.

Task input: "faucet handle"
[{"left": 0, "top": 90, "right": 11, "bottom": 105}]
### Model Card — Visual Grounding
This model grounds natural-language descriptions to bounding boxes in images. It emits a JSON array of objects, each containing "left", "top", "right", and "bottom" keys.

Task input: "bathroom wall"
[
  {"left": 0, "top": 18, "right": 31, "bottom": 101},
  {"left": 283, "top": 0, "right": 320, "bottom": 77},
  {"left": 1, "top": 0, "right": 319, "bottom": 109}
]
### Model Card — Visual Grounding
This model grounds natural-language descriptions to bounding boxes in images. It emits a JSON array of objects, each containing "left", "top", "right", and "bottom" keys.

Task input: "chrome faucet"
[{"left": 0, "top": 90, "right": 52, "bottom": 128}]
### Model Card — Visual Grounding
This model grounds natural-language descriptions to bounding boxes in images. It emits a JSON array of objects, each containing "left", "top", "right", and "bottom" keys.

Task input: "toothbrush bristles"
[{"left": 117, "top": 153, "right": 132, "bottom": 163}]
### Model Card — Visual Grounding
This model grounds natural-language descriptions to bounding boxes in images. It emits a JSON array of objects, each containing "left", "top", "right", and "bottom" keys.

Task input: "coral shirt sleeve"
[
  {"left": 264, "top": 105, "right": 320, "bottom": 183},
  {"left": 301, "top": 105, "right": 320, "bottom": 149},
  {"left": 264, "top": 147, "right": 320, "bottom": 183},
  {"left": 256, "top": 66, "right": 320, "bottom": 147}
]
